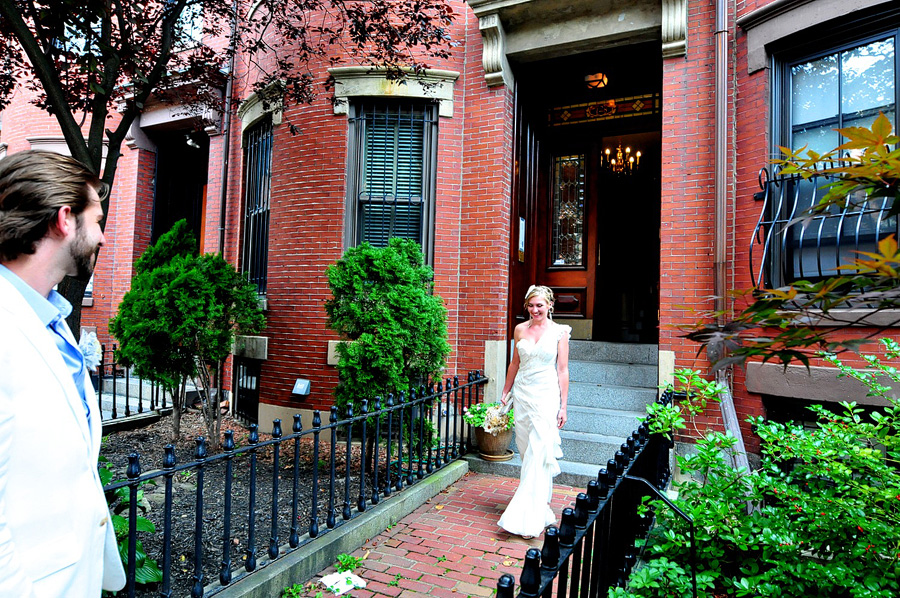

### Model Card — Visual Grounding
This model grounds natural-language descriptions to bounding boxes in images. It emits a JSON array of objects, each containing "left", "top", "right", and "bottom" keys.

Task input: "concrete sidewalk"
[{"left": 302, "top": 472, "right": 582, "bottom": 598}]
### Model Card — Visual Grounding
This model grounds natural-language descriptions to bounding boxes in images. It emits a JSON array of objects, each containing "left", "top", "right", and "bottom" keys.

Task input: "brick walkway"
[{"left": 302, "top": 472, "right": 582, "bottom": 598}]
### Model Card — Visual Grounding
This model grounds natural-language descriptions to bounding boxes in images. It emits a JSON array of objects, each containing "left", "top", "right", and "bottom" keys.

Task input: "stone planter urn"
[{"left": 474, "top": 427, "right": 514, "bottom": 461}]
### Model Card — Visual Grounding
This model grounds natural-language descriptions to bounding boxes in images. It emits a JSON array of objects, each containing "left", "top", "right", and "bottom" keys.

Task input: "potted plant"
[{"left": 463, "top": 402, "right": 515, "bottom": 460}]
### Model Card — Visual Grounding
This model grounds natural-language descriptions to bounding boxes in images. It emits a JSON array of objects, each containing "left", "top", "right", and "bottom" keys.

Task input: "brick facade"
[{"left": 3, "top": 0, "right": 894, "bottom": 454}]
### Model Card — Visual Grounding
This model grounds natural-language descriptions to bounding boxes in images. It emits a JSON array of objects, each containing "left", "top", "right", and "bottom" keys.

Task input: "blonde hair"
[{"left": 523, "top": 285, "right": 555, "bottom": 315}]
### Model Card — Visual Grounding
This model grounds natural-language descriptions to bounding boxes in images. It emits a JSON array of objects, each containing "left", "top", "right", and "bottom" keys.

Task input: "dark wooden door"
[{"left": 533, "top": 147, "right": 600, "bottom": 334}]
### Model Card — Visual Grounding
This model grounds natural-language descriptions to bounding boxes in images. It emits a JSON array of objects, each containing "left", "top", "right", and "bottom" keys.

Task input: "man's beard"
[{"left": 70, "top": 229, "right": 100, "bottom": 281}]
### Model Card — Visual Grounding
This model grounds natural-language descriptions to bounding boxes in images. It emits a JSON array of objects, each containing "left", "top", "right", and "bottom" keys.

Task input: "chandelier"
[{"left": 602, "top": 143, "right": 641, "bottom": 175}]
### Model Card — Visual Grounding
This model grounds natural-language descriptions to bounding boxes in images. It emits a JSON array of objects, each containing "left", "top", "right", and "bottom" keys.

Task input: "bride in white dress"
[{"left": 498, "top": 285, "right": 570, "bottom": 538}]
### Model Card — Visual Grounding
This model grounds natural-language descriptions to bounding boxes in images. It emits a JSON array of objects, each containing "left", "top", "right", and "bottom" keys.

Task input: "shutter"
[{"left": 358, "top": 103, "right": 427, "bottom": 247}]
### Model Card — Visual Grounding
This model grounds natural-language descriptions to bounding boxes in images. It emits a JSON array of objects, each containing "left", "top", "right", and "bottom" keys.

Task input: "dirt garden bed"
[{"left": 101, "top": 411, "right": 364, "bottom": 598}]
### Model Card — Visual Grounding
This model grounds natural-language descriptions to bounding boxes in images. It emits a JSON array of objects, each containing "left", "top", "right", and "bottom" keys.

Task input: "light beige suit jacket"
[{"left": 0, "top": 275, "right": 126, "bottom": 597}]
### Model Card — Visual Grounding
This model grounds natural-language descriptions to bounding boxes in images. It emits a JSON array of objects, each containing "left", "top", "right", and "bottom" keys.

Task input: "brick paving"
[{"left": 301, "top": 472, "right": 582, "bottom": 598}]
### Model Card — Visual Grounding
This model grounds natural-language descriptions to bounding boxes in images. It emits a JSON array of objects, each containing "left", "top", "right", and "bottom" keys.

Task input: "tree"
[
  {"left": 688, "top": 113, "right": 900, "bottom": 368},
  {"left": 325, "top": 238, "right": 450, "bottom": 414},
  {"left": 0, "top": 0, "right": 455, "bottom": 331},
  {"left": 109, "top": 220, "right": 265, "bottom": 449}
]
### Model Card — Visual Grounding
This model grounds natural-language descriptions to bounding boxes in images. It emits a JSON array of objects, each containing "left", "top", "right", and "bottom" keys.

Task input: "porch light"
[
  {"left": 585, "top": 72, "right": 608, "bottom": 89},
  {"left": 602, "top": 143, "right": 641, "bottom": 175}
]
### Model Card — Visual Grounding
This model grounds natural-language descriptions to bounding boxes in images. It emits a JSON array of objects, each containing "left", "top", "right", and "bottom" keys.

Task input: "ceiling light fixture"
[{"left": 585, "top": 72, "right": 608, "bottom": 89}]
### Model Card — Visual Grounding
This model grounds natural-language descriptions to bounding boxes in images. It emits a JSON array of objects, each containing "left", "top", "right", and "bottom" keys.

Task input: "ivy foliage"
[
  {"left": 109, "top": 220, "right": 265, "bottom": 443},
  {"left": 325, "top": 238, "right": 450, "bottom": 412}
]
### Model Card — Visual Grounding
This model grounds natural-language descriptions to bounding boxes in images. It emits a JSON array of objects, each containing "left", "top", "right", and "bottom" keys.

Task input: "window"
[
  {"left": 762, "top": 29, "right": 899, "bottom": 286},
  {"left": 241, "top": 117, "right": 272, "bottom": 295},
  {"left": 174, "top": 2, "right": 204, "bottom": 50},
  {"left": 346, "top": 101, "right": 438, "bottom": 262},
  {"left": 550, "top": 155, "right": 586, "bottom": 267}
]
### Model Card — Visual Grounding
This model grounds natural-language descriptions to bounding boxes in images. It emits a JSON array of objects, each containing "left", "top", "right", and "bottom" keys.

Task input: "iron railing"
[
  {"left": 96, "top": 344, "right": 171, "bottom": 421},
  {"left": 105, "top": 371, "right": 487, "bottom": 598},
  {"left": 496, "top": 391, "right": 677, "bottom": 598},
  {"left": 751, "top": 166, "right": 898, "bottom": 289}
]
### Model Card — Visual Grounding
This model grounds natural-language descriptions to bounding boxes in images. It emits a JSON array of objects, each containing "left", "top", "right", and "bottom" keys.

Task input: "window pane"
[
  {"left": 841, "top": 38, "right": 895, "bottom": 118},
  {"left": 791, "top": 54, "right": 839, "bottom": 128},
  {"left": 792, "top": 125, "right": 840, "bottom": 156},
  {"left": 551, "top": 155, "right": 585, "bottom": 267}
]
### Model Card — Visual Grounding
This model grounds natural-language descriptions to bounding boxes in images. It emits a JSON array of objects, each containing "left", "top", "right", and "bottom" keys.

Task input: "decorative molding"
[
  {"left": 328, "top": 66, "right": 460, "bottom": 117},
  {"left": 27, "top": 136, "right": 108, "bottom": 158},
  {"left": 737, "top": 0, "right": 892, "bottom": 72},
  {"left": 478, "top": 13, "right": 513, "bottom": 88},
  {"left": 125, "top": 115, "right": 156, "bottom": 151},
  {"left": 0, "top": 142, "right": 7, "bottom": 161},
  {"left": 236, "top": 85, "right": 284, "bottom": 133},
  {"left": 662, "top": 0, "right": 687, "bottom": 58}
]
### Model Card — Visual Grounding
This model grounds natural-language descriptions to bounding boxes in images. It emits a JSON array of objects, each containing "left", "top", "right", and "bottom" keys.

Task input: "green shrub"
[
  {"left": 109, "top": 220, "right": 265, "bottom": 449},
  {"left": 98, "top": 455, "right": 162, "bottom": 588},
  {"left": 618, "top": 340, "right": 900, "bottom": 598},
  {"left": 325, "top": 238, "right": 450, "bottom": 414}
]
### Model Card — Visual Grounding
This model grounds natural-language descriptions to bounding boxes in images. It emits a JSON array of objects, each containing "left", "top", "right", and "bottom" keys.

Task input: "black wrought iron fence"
[
  {"left": 96, "top": 344, "right": 171, "bottom": 421},
  {"left": 496, "top": 390, "right": 680, "bottom": 598},
  {"left": 105, "top": 371, "right": 487, "bottom": 598}
]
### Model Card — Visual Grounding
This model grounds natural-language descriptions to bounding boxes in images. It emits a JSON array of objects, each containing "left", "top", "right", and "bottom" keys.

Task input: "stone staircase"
[{"left": 466, "top": 340, "right": 658, "bottom": 487}]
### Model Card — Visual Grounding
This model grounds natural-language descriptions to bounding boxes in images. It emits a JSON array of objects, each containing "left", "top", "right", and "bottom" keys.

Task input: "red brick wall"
[
  {"left": 660, "top": 0, "right": 719, "bottom": 367},
  {"left": 660, "top": 0, "right": 731, "bottom": 443},
  {"left": 227, "top": 1, "right": 512, "bottom": 413}
]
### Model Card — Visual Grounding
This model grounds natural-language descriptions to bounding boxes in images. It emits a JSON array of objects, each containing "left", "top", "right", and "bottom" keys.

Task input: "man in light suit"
[{"left": 0, "top": 151, "right": 126, "bottom": 597}]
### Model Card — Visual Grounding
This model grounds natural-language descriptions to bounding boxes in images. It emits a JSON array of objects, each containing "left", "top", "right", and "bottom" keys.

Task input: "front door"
[
  {"left": 534, "top": 148, "right": 598, "bottom": 339},
  {"left": 534, "top": 135, "right": 659, "bottom": 343},
  {"left": 509, "top": 44, "right": 661, "bottom": 343}
]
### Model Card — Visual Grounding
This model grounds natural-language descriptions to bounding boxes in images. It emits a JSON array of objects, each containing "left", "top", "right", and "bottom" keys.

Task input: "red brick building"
[{"left": 2, "top": 0, "right": 897, "bottom": 454}]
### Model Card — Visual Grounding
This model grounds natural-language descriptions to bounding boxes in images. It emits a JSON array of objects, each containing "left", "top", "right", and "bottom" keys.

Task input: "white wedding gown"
[{"left": 498, "top": 322, "right": 570, "bottom": 537}]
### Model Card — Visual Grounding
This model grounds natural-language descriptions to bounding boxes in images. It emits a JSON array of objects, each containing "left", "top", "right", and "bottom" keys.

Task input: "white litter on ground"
[{"left": 319, "top": 572, "right": 367, "bottom": 595}]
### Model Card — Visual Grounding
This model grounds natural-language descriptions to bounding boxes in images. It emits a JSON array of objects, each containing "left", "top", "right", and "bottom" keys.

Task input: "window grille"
[
  {"left": 241, "top": 117, "right": 272, "bottom": 295},
  {"left": 347, "top": 101, "right": 438, "bottom": 261},
  {"left": 751, "top": 168, "right": 898, "bottom": 288},
  {"left": 759, "top": 28, "right": 899, "bottom": 289}
]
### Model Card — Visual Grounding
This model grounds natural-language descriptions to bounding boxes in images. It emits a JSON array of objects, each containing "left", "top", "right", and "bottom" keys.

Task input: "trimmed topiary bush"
[
  {"left": 325, "top": 238, "right": 450, "bottom": 414},
  {"left": 109, "top": 220, "right": 265, "bottom": 449}
]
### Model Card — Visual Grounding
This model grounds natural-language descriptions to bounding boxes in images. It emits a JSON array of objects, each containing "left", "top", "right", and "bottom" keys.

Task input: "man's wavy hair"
[{"left": 0, "top": 150, "right": 107, "bottom": 262}]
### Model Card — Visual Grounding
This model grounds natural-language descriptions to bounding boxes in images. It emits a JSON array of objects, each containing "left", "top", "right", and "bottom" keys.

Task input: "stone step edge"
[
  {"left": 559, "top": 429, "right": 627, "bottom": 443},
  {"left": 568, "top": 359, "right": 658, "bottom": 368},
  {"left": 566, "top": 405, "right": 648, "bottom": 419}
]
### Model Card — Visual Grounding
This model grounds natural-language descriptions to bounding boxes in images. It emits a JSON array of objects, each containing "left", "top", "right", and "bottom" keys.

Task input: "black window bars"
[{"left": 751, "top": 165, "right": 898, "bottom": 289}]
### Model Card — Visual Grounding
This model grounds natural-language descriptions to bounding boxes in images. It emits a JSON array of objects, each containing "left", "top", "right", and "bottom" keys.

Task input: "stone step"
[
  {"left": 557, "top": 429, "right": 626, "bottom": 466},
  {"left": 569, "top": 360, "right": 657, "bottom": 388},
  {"left": 462, "top": 453, "right": 608, "bottom": 490},
  {"left": 568, "top": 341, "right": 658, "bottom": 365},
  {"left": 565, "top": 405, "right": 644, "bottom": 438},
  {"left": 568, "top": 382, "right": 658, "bottom": 411}
]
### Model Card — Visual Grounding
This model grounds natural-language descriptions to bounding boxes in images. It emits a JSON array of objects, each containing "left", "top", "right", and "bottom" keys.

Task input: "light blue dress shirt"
[{"left": 0, "top": 264, "right": 91, "bottom": 424}]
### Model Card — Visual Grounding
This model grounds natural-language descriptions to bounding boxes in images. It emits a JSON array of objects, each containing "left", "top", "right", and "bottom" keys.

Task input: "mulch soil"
[{"left": 101, "top": 411, "right": 361, "bottom": 598}]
